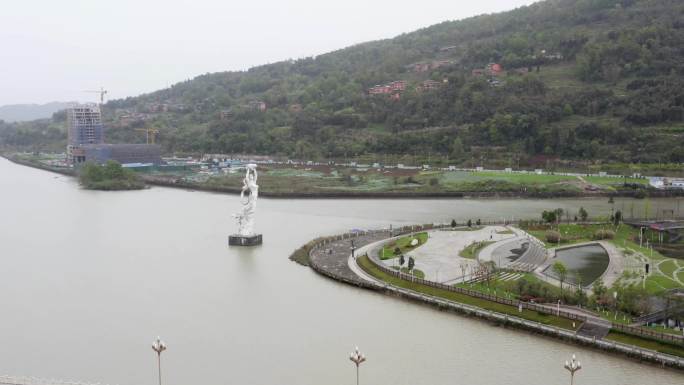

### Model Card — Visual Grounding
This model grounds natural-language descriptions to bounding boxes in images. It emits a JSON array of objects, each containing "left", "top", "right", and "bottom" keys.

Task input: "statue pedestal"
[{"left": 229, "top": 234, "right": 263, "bottom": 246}]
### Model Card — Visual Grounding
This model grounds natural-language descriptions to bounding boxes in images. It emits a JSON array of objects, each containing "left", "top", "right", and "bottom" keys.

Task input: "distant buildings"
[
  {"left": 417, "top": 79, "right": 443, "bottom": 92},
  {"left": 247, "top": 100, "right": 267, "bottom": 112},
  {"left": 67, "top": 104, "right": 104, "bottom": 164},
  {"left": 219, "top": 110, "right": 234, "bottom": 121},
  {"left": 368, "top": 81, "right": 407, "bottom": 97},
  {"left": 650, "top": 177, "right": 684, "bottom": 189},
  {"left": 66, "top": 103, "right": 162, "bottom": 166},
  {"left": 472, "top": 63, "right": 504, "bottom": 77},
  {"left": 81, "top": 144, "right": 162, "bottom": 165}
]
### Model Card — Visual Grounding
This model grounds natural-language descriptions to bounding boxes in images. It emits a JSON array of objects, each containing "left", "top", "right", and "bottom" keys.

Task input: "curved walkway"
[{"left": 393, "top": 226, "right": 514, "bottom": 283}]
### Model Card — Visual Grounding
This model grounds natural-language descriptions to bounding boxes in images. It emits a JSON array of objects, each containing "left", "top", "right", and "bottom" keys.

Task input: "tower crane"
[
  {"left": 135, "top": 127, "right": 160, "bottom": 144},
  {"left": 84, "top": 87, "right": 108, "bottom": 105}
]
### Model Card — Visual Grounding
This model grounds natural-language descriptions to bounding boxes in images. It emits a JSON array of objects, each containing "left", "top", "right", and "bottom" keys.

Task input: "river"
[{"left": 0, "top": 157, "right": 682, "bottom": 385}]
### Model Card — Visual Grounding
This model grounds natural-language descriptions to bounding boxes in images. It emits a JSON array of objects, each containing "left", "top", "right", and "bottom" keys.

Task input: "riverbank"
[
  {"left": 294, "top": 227, "right": 684, "bottom": 370},
  {"left": 6, "top": 153, "right": 684, "bottom": 199}
]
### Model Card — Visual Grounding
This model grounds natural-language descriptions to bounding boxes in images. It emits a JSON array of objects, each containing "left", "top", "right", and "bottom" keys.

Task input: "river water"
[{"left": 0, "top": 157, "right": 682, "bottom": 385}]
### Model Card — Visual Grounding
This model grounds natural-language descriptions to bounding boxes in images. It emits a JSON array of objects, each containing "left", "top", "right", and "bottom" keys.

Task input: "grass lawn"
[
  {"left": 678, "top": 271, "right": 684, "bottom": 283},
  {"left": 455, "top": 272, "right": 566, "bottom": 301},
  {"left": 381, "top": 232, "right": 428, "bottom": 260},
  {"left": 647, "top": 275, "right": 680, "bottom": 291},
  {"left": 401, "top": 267, "right": 425, "bottom": 279},
  {"left": 357, "top": 255, "right": 578, "bottom": 330},
  {"left": 394, "top": 267, "right": 425, "bottom": 279},
  {"left": 584, "top": 175, "right": 647, "bottom": 186},
  {"left": 459, "top": 241, "right": 495, "bottom": 259},
  {"left": 496, "top": 229, "right": 514, "bottom": 234},
  {"left": 605, "top": 331, "right": 684, "bottom": 358},
  {"left": 658, "top": 260, "right": 678, "bottom": 279}
]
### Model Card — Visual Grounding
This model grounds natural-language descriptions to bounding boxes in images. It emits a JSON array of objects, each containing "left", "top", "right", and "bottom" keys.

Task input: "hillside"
[
  {"left": 0, "top": 102, "right": 72, "bottom": 122},
  {"left": 3, "top": 0, "right": 684, "bottom": 170}
]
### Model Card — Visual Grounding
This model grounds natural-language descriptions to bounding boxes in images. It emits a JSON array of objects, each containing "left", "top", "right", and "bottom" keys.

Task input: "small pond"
[{"left": 543, "top": 244, "right": 609, "bottom": 287}]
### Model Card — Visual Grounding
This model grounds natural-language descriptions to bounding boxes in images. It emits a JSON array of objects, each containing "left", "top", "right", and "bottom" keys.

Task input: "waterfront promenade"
[{"left": 302, "top": 227, "right": 684, "bottom": 370}]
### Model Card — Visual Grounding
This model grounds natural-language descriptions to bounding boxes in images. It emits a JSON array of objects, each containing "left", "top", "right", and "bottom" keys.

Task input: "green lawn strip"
[
  {"left": 658, "top": 260, "right": 678, "bottom": 279},
  {"left": 526, "top": 223, "right": 671, "bottom": 262},
  {"left": 584, "top": 176, "right": 648, "bottom": 186},
  {"left": 357, "top": 255, "right": 577, "bottom": 330},
  {"left": 459, "top": 241, "right": 495, "bottom": 259},
  {"left": 678, "top": 271, "right": 684, "bottom": 284},
  {"left": 496, "top": 229, "right": 514, "bottom": 234},
  {"left": 648, "top": 275, "right": 680, "bottom": 290},
  {"left": 642, "top": 324, "right": 684, "bottom": 336},
  {"left": 391, "top": 266, "right": 426, "bottom": 279},
  {"left": 381, "top": 232, "right": 428, "bottom": 259},
  {"left": 605, "top": 331, "right": 684, "bottom": 358}
]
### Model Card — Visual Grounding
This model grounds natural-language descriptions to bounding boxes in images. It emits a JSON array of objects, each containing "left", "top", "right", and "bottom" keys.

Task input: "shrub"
[
  {"left": 593, "top": 229, "right": 615, "bottom": 240},
  {"left": 546, "top": 230, "right": 561, "bottom": 243}
]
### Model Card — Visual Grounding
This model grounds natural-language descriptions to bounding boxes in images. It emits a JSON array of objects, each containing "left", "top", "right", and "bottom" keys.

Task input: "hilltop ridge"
[{"left": 2, "top": 0, "right": 684, "bottom": 169}]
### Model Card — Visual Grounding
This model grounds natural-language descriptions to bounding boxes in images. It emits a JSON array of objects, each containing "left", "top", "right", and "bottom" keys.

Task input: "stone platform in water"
[{"left": 229, "top": 234, "right": 263, "bottom": 246}]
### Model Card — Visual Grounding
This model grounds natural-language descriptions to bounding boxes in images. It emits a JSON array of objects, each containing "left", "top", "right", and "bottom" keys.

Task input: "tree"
[
  {"left": 542, "top": 210, "right": 557, "bottom": 224},
  {"left": 579, "top": 207, "right": 588, "bottom": 221},
  {"left": 408, "top": 256, "right": 415, "bottom": 271},
  {"left": 552, "top": 261, "right": 568, "bottom": 295},
  {"left": 451, "top": 219, "right": 457, "bottom": 228},
  {"left": 399, "top": 254, "right": 405, "bottom": 267},
  {"left": 451, "top": 137, "right": 465, "bottom": 160},
  {"left": 554, "top": 208, "right": 564, "bottom": 223},
  {"left": 394, "top": 247, "right": 401, "bottom": 257},
  {"left": 613, "top": 210, "right": 622, "bottom": 226},
  {"left": 467, "top": 219, "right": 472, "bottom": 228},
  {"left": 476, "top": 219, "right": 481, "bottom": 226},
  {"left": 591, "top": 277, "right": 608, "bottom": 309}
]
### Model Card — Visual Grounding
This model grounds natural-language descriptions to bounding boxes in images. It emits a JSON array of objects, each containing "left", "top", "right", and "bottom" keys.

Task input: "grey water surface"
[{"left": 1, "top": 157, "right": 682, "bottom": 385}]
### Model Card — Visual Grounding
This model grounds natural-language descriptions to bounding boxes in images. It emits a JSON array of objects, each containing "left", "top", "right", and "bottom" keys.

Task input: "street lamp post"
[
  {"left": 152, "top": 336, "right": 167, "bottom": 385},
  {"left": 349, "top": 346, "right": 366, "bottom": 385},
  {"left": 564, "top": 354, "right": 582, "bottom": 385}
]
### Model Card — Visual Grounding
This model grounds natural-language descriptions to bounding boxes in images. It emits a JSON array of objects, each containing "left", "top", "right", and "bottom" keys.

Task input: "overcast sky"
[{"left": 0, "top": 0, "right": 537, "bottom": 106}]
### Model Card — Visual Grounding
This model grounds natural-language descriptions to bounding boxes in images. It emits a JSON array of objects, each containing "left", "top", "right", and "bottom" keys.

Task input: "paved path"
[
  {"left": 309, "top": 231, "right": 390, "bottom": 285},
  {"left": 384, "top": 227, "right": 514, "bottom": 283}
]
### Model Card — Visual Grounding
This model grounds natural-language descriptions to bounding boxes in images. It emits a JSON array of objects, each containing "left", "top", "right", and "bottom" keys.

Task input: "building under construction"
[
  {"left": 67, "top": 104, "right": 104, "bottom": 164},
  {"left": 66, "top": 103, "right": 162, "bottom": 166}
]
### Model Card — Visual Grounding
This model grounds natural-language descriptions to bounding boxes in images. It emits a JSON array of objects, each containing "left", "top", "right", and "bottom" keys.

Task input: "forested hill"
[{"left": 4, "top": 0, "right": 684, "bottom": 167}]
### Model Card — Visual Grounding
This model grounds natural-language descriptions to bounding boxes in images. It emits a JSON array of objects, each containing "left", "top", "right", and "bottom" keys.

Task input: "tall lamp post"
[
  {"left": 349, "top": 346, "right": 366, "bottom": 385},
  {"left": 152, "top": 336, "right": 167, "bottom": 385},
  {"left": 564, "top": 354, "right": 582, "bottom": 385}
]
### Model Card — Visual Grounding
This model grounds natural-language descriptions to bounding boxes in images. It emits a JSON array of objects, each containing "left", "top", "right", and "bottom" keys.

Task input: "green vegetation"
[
  {"left": 78, "top": 161, "right": 145, "bottom": 190},
  {"left": 605, "top": 331, "right": 684, "bottom": 358},
  {"left": 198, "top": 167, "right": 621, "bottom": 195},
  {"left": 3, "top": 1, "right": 684, "bottom": 174},
  {"left": 392, "top": 266, "right": 426, "bottom": 279},
  {"left": 524, "top": 221, "right": 684, "bottom": 294},
  {"left": 357, "top": 255, "right": 578, "bottom": 330},
  {"left": 381, "top": 232, "right": 428, "bottom": 259},
  {"left": 459, "top": 241, "right": 494, "bottom": 259}
]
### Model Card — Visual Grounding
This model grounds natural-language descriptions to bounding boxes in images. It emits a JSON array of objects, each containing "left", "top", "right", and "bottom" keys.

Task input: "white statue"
[{"left": 234, "top": 164, "right": 259, "bottom": 236}]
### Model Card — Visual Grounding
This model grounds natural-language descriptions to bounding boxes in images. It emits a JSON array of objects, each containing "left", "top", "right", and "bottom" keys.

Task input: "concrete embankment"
[{"left": 299, "top": 227, "right": 684, "bottom": 370}]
